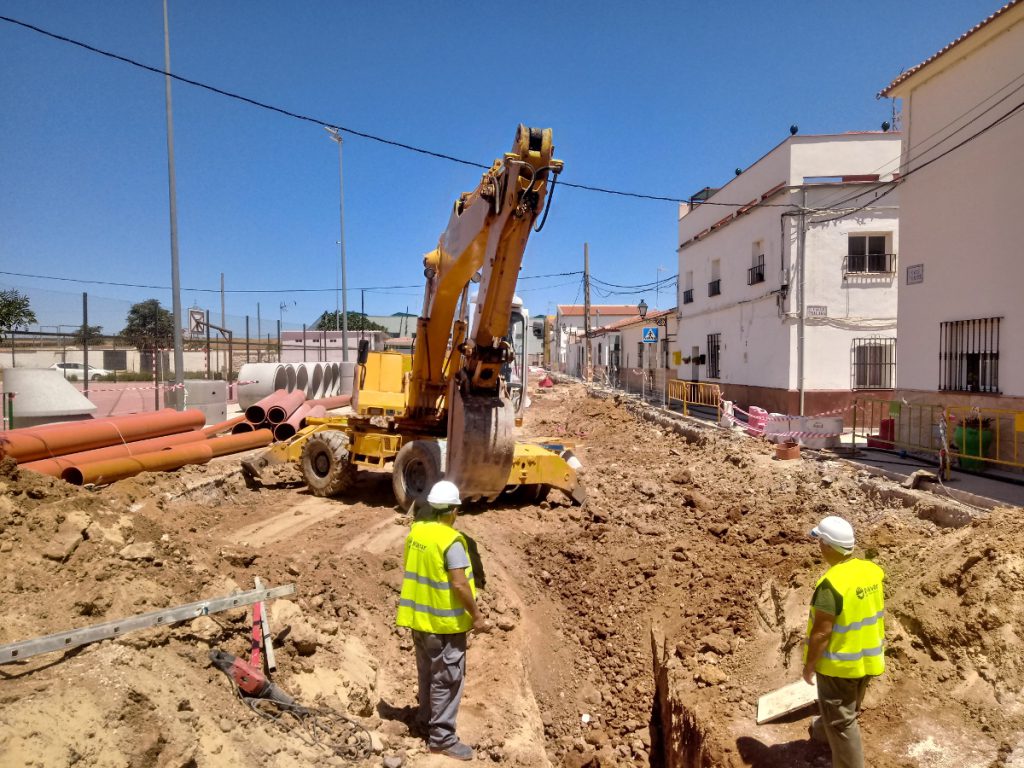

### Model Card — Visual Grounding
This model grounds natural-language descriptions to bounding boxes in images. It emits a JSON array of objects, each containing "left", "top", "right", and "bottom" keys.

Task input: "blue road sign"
[{"left": 642, "top": 327, "right": 659, "bottom": 343}]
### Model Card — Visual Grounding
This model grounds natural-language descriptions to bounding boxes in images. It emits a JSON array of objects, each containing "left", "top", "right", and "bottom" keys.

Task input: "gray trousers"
[
  {"left": 413, "top": 630, "right": 467, "bottom": 749},
  {"left": 811, "top": 673, "right": 871, "bottom": 768}
]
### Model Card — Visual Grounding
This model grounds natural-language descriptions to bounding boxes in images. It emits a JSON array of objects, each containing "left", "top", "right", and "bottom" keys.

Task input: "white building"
[
  {"left": 676, "top": 133, "right": 902, "bottom": 416},
  {"left": 554, "top": 304, "right": 639, "bottom": 376},
  {"left": 881, "top": 0, "right": 1024, "bottom": 409},
  {"left": 590, "top": 308, "right": 678, "bottom": 394}
]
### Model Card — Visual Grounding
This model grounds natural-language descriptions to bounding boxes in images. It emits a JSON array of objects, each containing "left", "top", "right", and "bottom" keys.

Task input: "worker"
[
  {"left": 396, "top": 480, "right": 492, "bottom": 761},
  {"left": 802, "top": 515, "right": 885, "bottom": 768}
]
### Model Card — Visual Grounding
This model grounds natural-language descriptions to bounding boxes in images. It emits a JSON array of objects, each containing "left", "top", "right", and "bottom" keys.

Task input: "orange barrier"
[
  {"left": 19, "top": 430, "right": 206, "bottom": 477},
  {"left": 206, "top": 429, "right": 273, "bottom": 458},
  {"left": 1, "top": 409, "right": 206, "bottom": 463},
  {"left": 62, "top": 442, "right": 214, "bottom": 486}
]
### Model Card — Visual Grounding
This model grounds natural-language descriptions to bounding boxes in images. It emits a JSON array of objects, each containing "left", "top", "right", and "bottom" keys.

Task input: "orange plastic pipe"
[
  {"left": 267, "top": 390, "right": 306, "bottom": 424},
  {"left": 306, "top": 395, "right": 352, "bottom": 411},
  {"left": 2, "top": 409, "right": 206, "bottom": 463},
  {"left": 62, "top": 442, "right": 214, "bottom": 486},
  {"left": 206, "top": 429, "right": 273, "bottom": 458},
  {"left": 20, "top": 430, "right": 206, "bottom": 477},
  {"left": 244, "top": 389, "right": 290, "bottom": 425},
  {"left": 202, "top": 415, "right": 247, "bottom": 437}
]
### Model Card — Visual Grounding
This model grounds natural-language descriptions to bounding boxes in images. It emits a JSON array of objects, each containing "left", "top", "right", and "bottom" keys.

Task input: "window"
[
  {"left": 940, "top": 318, "right": 1001, "bottom": 393},
  {"left": 851, "top": 338, "right": 896, "bottom": 389},
  {"left": 748, "top": 253, "right": 765, "bottom": 285},
  {"left": 847, "top": 234, "right": 894, "bottom": 273},
  {"left": 637, "top": 341, "right": 644, "bottom": 371},
  {"left": 707, "top": 333, "right": 721, "bottom": 379},
  {"left": 683, "top": 271, "right": 694, "bottom": 304}
]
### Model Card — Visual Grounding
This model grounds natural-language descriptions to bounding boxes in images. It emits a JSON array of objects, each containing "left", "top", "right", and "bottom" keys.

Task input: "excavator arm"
[{"left": 406, "top": 125, "right": 562, "bottom": 498}]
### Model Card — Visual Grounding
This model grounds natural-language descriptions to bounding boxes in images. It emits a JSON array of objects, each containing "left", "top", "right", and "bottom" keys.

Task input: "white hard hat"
[
  {"left": 811, "top": 516, "right": 855, "bottom": 553},
  {"left": 427, "top": 480, "right": 461, "bottom": 508}
]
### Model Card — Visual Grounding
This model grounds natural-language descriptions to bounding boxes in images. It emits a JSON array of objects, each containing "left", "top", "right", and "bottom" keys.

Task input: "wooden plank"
[
  {"left": 756, "top": 679, "right": 818, "bottom": 724},
  {"left": 0, "top": 584, "right": 295, "bottom": 665}
]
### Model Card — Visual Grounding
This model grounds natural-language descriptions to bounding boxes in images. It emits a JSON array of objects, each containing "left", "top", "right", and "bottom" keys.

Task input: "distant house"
[
  {"left": 676, "top": 132, "right": 902, "bottom": 416},
  {"left": 553, "top": 304, "right": 638, "bottom": 376},
  {"left": 881, "top": 0, "right": 1024, "bottom": 409},
  {"left": 590, "top": 308, "right": 678, "bottom": 396}
]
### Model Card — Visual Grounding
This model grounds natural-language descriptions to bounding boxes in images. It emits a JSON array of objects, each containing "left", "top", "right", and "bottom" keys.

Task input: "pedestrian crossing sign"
[{"left": 642, "top": 327, "right": 659, "bottom": 343}]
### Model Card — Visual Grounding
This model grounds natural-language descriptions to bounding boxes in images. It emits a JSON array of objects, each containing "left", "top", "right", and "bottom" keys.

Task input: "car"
[{"left": 50, "top": 362, "right": 112, "bottom": 381}]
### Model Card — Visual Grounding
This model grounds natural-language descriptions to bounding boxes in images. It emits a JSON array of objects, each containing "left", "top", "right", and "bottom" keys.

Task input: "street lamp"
[
  {"left": 638, "top": 298, "right": 668, "bottom": 328},
  {"left": 325, "top": 127, "right": 349, "bottom": 361}
]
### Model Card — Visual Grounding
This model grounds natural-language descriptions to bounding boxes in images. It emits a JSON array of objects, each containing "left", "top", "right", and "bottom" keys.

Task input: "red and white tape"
[{"left": 82, "top": 382, "right": 186, "bottom": 394}]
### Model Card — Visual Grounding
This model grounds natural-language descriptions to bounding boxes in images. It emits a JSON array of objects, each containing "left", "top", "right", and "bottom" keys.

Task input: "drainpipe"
[{"left": 797, "top": 188, "right": 807, "bottom": 416}]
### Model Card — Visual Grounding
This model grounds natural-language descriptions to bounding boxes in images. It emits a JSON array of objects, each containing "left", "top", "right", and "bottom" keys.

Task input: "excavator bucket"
[{"left": 446, "top": 386, "right": 516, "bottom": 501}]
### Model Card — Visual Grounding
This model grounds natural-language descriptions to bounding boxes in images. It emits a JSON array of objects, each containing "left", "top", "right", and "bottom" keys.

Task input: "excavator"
[{"left": 242, "top": 125, "right": 585, "bottom": 509}]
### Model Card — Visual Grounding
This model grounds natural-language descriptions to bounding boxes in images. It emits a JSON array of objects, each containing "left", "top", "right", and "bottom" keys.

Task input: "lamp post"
[{"left": 325, "top": 127, "right": 349, "bottom": 361}]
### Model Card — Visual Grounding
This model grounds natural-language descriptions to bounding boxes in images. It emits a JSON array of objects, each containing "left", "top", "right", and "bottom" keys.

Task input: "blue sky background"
[{"left": 0, "top": 0, "right": 1001, "bottom": 335}]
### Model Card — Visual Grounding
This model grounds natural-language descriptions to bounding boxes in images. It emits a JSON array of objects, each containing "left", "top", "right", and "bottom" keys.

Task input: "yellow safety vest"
[
  {"left": 805, "top": 558, "right": 885, "bottom": 678},
  {"left": 396, "top": 521, "right": 477, "bottom": 634}
]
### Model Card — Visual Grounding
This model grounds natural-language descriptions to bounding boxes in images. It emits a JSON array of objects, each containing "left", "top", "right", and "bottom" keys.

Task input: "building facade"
[
  {"left": 676, "top": 133, "right": 902, "bottom": 416},
  {"left": 553, "top": 304, "right": 639, "bottom": 376},
  {"left": 882, "top": 0, "right": 1024, "bottom": 409}
]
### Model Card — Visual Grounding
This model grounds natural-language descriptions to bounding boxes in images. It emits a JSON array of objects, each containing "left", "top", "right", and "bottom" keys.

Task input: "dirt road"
[{"left": 1, "top": 379, "right": 1021, "bottom": 766}]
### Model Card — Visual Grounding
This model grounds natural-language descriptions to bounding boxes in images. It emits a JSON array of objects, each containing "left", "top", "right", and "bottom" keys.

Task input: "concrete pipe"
[
  {"left": 1, "top": 409, "right": 205, "bottom": 464},
  {"left": 308, "top": 363, "right": 324, "bottom": 400},
  {"left": 20, "top": 430, "right": 207, "bottom": 478},
  {"left": 335, "top": 362, "right": 356, "bottom": 396},
  {"left": 321, "top": 364, "right": 335, "bottom": 399},
  {"left": 62, "top": 442, "right": 214, "bottom": 486},
  {"left": 236, "top": 364, "right": 287, "bottom": 410},
  {"left": 284, "top": 364, "right": 297, "bottom": 393},
  {"left": 295, "top": 364, "right": 309, "bottom": 396}
]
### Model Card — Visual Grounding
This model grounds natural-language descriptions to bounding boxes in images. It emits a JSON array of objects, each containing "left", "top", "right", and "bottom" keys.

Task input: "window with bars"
[
  {"left": 707, "top": 333, "right": 721, "bottom": 379},
  {"left": 847, "top": 234, "right": 895, "bottom": 273},
  {"left": 851, "top": 338, "right": 896, "bottom": 389},
  {"left": 940, "top": 318, "right": 1001, "bottom": 393}
]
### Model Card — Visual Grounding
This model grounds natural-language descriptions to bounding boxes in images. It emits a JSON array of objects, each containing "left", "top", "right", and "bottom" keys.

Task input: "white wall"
[
  {"left": 892, "top": 11, "right": 1024, "bottom": 396},
  {"left": 676, "top": 135, "right": 901, "bottom": 392}
]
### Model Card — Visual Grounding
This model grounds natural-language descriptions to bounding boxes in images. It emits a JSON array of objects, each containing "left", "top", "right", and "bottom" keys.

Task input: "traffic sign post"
[{"left": 642, "top": 327, "right": 659, "bottom": 343}]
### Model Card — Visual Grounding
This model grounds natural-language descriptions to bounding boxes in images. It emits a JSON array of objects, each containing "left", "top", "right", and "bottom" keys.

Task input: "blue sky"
[{"left": 0, "top": 0, "right": 1001, "bottom": 335}]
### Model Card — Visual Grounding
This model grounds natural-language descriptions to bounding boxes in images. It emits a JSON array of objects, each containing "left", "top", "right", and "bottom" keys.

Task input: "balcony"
[
  {"left": 682, "top": 289, "right": 694, "bottom": 304},
  {"left": 845, "top": 253, "right": 897, "bottom": 276},
  {"left": 747, "top": 263, "right": 765, "bottom": 285},
  {"left": 708, "top": 279, "right": 721, "bottom": 297}
]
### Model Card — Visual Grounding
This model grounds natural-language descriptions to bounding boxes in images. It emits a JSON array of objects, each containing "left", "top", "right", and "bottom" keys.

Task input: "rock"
[
  {"left": 496, "top": 617, "right": 517, "bottom": 632},
  {"left": 0, "top": 541, "right": 13, "bottom": 553},
  {"left": 695, "top": 665, "right": 728, "bottom": 686},
  {"left": 119, "top": 542, "right": 156, "bottom": 561},
  {"left": 699, "top": 633, "right": 732, "bottom": 656},
  {"left": 289, "top": 620, "right": 319, "bottom": 656},
  {"left": 218, "top": 718, "right": 234, "bottom": 733},
  {"left": 707, "top": 523, "right": 729, "bottom": 538},
  {"left": 670, "top": 468, "right": 693, "bottom": 485},
  {"left": 188, "top": 616, "right": 222, "bottom": 643},
  {"left": 43, "top": 531, "right": 83, "bottom": 562},
  {"left": 580, "top": 682, "right": 602, "bottom": 706},
  {"left": 369, "top": 731, "right": 385, "bottom": 754},
  {"left": 221, "top": 549, "right": 256, "bottom": 567},
  {"left": 347, "top": 684, "right": 375, "bottom": 717},
  {"left": 382, "top": 756, "right": 404, "bottom": 768},
  {"left": 633, "top": 479, "right": 659, "bottom": 498}
]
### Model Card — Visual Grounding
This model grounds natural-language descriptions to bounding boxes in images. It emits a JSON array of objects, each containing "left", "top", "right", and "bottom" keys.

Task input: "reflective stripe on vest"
[
  {"left": 396, "top": 521, "right": 476, "bottom": 634},
  {"left": 805, "top": 558, "right": 886, "bottom": 678}
]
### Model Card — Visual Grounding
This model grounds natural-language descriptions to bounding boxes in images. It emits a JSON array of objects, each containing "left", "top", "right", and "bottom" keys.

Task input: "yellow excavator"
[{"left": 242, "top": 125, "right": 585, "bottom": 508}]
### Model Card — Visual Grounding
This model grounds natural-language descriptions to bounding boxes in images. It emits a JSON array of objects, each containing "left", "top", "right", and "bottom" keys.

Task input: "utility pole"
[
  {"left": 325, "top": 128, "right": 349, "bottom": 362},
  {"left": 360, "top": 288, "right": 366, "bottom": 344},
  {"left": 583, "top": 242, "right": 593, "bottom": 383},
  {"left": 220, "top": 273, "right": 226, "bottom": 380},
  {"left": 256, "top": 302, "right": 261, "bottom": 362},
  {"left": 82, "top": 293, "right": 89, "bottom": 399},
  {"left": 162, "top": 0, "right": 184, "bottom": 408}
]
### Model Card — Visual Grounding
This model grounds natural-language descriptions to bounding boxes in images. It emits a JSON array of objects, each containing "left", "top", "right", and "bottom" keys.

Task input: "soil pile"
[{"left": 0, "top": 380, "right": 1021, "bottom": 768}]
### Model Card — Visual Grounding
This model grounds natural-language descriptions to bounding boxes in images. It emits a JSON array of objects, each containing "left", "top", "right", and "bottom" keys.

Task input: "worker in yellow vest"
[
  {"left": 396, "top": 480, "right": 492, "bottom": 761},
  {"left": 802, "top": 515, "right": 885, "bottom": 768}
]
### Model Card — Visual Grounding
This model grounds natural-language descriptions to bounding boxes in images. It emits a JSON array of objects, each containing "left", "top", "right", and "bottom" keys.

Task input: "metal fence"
[
  {"left": 667, "top": 380, "right": 722, "bottom": 421},
  {"left": 852, "top": 396, "right": 1024, "bottom": 473}
]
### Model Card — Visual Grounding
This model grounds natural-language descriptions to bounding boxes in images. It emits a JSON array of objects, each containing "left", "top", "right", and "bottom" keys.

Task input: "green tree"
[
  {"left": 120, "top": 299, "right": 174, "bottom": 352},
  {"left": 70, "top": 324, "right": 104, "bottom": 348},
  {"left": 313, "top": 311, "right": 388, "bottom": 332},
  {"left": 0, "top": 289, "right": 37, "bottom": 338}
]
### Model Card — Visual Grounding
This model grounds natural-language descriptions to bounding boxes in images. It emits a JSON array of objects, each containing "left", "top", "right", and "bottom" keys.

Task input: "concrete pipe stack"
[{"left": 236, "top": 362, "right": 357, "bottom": 408}]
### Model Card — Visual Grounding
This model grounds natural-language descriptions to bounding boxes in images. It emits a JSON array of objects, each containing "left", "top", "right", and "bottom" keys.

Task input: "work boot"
[
  {"left": 429, "top": 741, "right": 474, "bottom": 761},
  {"left": 808, "top": 717, "right": 828, "bottom": 743}
]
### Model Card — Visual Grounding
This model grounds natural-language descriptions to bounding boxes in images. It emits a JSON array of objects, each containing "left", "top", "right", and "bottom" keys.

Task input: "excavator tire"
[
  {"left": 392, "top": 440, "right": 442, "bottom": 512},
  {"left": 300, "top": 431, "right": 357, "bottom": 497}
]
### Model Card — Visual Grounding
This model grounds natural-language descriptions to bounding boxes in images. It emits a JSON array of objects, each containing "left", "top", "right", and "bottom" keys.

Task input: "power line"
[
  {"left": 591, "top": 274, "right": 677, "bottom": 290},
  {"left": 0, "top": 14, "right": 795, "bottom": 209}
]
